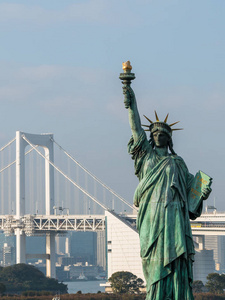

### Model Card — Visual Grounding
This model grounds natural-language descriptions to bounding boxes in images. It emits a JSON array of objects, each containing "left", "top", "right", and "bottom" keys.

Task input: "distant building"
[
  {"left": 105, "top": 210, "right": 145, "bottom": 282},
  {"left": 55, "top": 236, "right": 67, "bottom": 254},
  {"left": 205, "top": 236, "right": 225, "bottom": 272},
  {"left": 58, "top": 256, "right": 77, "bottom": 266},
  {"left": 193, "top": 249, "right": 215, "bottom": 284},
  {"left": 97, "top": 231, "right": 106, "bottom": 270},
  {"left": 0, "top": 233, "right": 16, "bottom": 266},
  {"left": 69, "top": 231, "right": 97, "bottom": 265},
  {"left": 2, "top": 243, "right": 15, "bottom": 266}
]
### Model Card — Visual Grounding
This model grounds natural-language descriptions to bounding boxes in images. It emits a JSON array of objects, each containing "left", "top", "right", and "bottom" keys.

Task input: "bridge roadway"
[
  {"left": 1, "top": 211, "right": 225, "bottom": 236},
  {"left": 0, "top": 214, "right": 105, "bottom": 236}
]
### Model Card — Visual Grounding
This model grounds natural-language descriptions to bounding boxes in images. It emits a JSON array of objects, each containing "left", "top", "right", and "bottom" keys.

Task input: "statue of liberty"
[{"left": 120, "top": 61, "right": 212, "bottom": 300}]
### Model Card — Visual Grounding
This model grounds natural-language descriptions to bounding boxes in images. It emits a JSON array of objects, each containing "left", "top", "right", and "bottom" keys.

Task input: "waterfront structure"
[{"left": 105, "top": 210, "right": 144, "bottom": 282}]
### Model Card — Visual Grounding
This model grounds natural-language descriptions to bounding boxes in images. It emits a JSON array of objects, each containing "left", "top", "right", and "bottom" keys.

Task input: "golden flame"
[{"left": 122, "top": 61, "right": 132, "bottom": 72}]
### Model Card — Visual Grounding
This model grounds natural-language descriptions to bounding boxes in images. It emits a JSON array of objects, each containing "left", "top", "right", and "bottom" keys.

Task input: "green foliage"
[
  {"left": 0, "top": 282, "right": 6, "bottom": 294},
  {"left": 205, "top": 273, "right": 225, "bottom": 294},
  {"left": 21, "top": 290, "right": 54, "bottom": 296},
  {"left": 192, "top": 280, "right": 204, "bottom": 293},
  {"left": 109, "top": 271, "right": 144, "bottom": 294},
  {"left": 0, "top": 264, "right": 67, "bottom": 293}
]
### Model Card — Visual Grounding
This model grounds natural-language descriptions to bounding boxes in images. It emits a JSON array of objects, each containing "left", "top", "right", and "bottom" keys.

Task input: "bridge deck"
[
  {"left": 1, "top": 212, "right": 225, "bottom": 236},
  {"left": 0, "top": 214, "right": 105, "bottom": 235}
]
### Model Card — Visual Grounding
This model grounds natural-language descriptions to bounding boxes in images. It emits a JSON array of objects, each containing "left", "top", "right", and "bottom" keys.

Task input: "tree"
[
  {"left": 192, "top": 280, "right": 204, "bottom": 293},
  {"left": 0, "top": 282, "right": 6, "bottom": 294},
  {"left": 205, "top": 273, "right": 225, "bottom": 294},
  {"left": 0, "top": 264, "right": 67, "bottom": 293},
  {"left": 108, "top": 271, "right": 144, "bottom": 294}
]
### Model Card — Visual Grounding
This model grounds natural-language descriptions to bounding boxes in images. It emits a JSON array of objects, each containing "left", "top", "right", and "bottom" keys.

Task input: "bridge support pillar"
[
  {"left": 16, "top": 228, "right": 26, "bottom": 264},
  {"left": 46, "top": 233, "right": 56, "bottom": 278}
]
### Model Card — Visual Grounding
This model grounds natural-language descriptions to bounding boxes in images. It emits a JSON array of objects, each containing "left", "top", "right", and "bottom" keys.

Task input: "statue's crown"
[{"left": 142, "top": 112, "right": 183, "bottom": 137}]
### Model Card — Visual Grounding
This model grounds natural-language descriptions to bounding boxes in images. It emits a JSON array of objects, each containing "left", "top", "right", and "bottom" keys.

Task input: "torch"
[{"left": 119, "top": 61, "right": 135, "bottom": 109}]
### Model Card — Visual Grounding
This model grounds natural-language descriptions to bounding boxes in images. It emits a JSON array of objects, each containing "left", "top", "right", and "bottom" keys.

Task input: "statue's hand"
[
  {"left": 202, "top": 187, "right": 212, "bottom": 200},
  {"left": 123, "top": 86, "right": 135, "bottom": 109}
]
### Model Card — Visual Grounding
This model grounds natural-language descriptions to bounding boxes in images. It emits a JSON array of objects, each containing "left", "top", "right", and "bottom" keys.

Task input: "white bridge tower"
[{"left": 16, "top": 131, "right": 55, "bottom": 278}]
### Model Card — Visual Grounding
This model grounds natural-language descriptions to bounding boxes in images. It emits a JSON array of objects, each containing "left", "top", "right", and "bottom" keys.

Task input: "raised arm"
[{"left": 123, "top": 86, "right": 142, "bottom": 143}]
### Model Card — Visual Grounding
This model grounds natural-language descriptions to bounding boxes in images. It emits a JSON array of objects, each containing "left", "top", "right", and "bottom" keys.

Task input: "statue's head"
[
  {"left": 142, "top": 112, "right": 182, "bottom": 154},
  {"left": 152, "top": 130, "right": 170, "bottom": 148}
]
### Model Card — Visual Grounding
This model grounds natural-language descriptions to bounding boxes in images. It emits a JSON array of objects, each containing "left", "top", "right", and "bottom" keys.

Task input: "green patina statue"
[{"left": 120, "top": 61, "right": 212, "bottom": 300}]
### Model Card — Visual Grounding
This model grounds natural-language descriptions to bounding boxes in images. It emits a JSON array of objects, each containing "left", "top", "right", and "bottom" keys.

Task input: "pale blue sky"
[{"left": 0, "top": 0, "right": 224, "bottom": 210}]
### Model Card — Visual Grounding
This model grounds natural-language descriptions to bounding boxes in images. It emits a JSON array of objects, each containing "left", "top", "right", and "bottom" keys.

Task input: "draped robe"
[{"left": 128, "top": 130, "right": 202, "bottom": 300}]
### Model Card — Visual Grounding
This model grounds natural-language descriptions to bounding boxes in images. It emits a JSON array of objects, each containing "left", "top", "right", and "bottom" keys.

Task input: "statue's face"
[{"left": 153, "top": 131, "right": 169, "bottom": 148}]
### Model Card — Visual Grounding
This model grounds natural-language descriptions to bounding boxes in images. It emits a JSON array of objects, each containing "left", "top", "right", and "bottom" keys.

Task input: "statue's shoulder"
[
  {"left": 172, "top": 155, "right": 187, "bottom": 166},
  {"left": 172, "top": 155, "right": 190, "bottom": 174},
  {"left": 173, "top": 155, "right": 184, "bottom": 161}
]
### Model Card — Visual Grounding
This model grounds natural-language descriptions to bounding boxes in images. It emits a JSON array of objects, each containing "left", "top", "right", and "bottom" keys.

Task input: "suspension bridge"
[
  {"left": 0, "top": 131, "right": 135, "bottom": 278},
  {"left": 0, "top": 131, "right": 225, "bottom": 280}
]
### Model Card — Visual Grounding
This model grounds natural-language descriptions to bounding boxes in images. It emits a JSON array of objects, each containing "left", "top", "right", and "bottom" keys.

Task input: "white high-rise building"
[
  {"left": 105, "top": 210, "right": 144, "bottom": 281},
  {"left": 105, "top": 210, "right": 217, "bottom": 286},
  {"left": 2, "top": 243, "right": 15, "bottom": 267}
]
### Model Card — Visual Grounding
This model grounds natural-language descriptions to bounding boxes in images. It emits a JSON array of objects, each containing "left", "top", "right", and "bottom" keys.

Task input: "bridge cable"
[
  {"left": 23, "top": 136, "right": 108, "bottom": 211},
  {"left": 0, "top": 147, "right": 37, "bottom": 174},
  {"left": 0, "top": 138, "right": 16, "bottom": 152},
  {"left": 52, "top": 138, "right": 136, "bottom": 211}
]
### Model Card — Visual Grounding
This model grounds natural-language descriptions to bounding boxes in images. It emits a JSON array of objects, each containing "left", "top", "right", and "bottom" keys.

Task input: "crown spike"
[
  {"left": 144, "top": 129, "right": 150, "bottom": 131},
  {"left": 142, "top": 124, "right": 150, "bottom": 127},
  {"left": 143, "top": 115, "right": 153, "bottom": 124},
  {"left": 164, "top": 113, "right": 169, "bottom": 123},
  {"left": 155, "top": 111, "right": 159, "bottom": 122},
  {"left": 169, "top": 121, "right": 180, "bottom": 127},
  {"left": 171, "top": 128, "right": 183, "bottom": 131}
]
